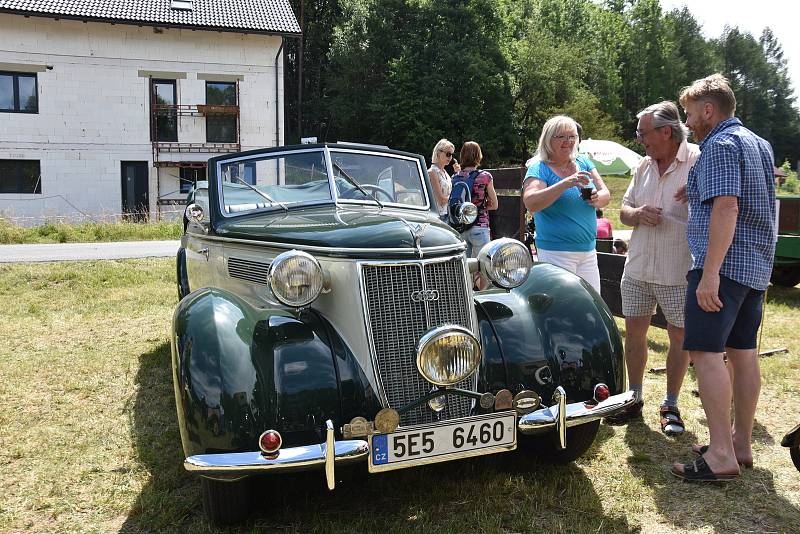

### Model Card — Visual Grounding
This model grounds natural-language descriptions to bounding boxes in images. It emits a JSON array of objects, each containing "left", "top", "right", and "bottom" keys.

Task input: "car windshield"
[
  {"left": 219, "top": 150, "right": 331, "bottom": 214},
  {"left": 218, "top": 148, "right": 429, "bottom": 216},
  {"left": 330, "top": 151, "right": 427, "bottom": 208}
]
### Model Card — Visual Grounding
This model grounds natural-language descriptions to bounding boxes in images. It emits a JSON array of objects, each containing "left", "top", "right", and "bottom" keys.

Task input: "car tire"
[
  {"left": 201, "top": 477, "right": 251, "bottom": 526},
  {"left": 770, "top": 265, "right": 800, "bottom": 288},
  {"left": 790, "top": 432, "right": 800, "bottom": 472},
  {"left": 519, "top": 420, "right": 600, "bottom": 464}
]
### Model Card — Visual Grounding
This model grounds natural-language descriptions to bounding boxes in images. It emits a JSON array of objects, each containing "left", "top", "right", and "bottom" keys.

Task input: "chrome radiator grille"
[{"left": 362, "top": 256, "right": 474, "bottom": 426}]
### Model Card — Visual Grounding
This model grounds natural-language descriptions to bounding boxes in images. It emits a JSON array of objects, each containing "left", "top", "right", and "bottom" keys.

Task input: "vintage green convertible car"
[{"left": 172, "top": 143, "right": 636, "bottom": 524}]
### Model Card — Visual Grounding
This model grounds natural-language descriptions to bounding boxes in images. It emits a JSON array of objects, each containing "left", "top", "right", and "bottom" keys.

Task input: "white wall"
[{"left": 0, "top": 15, "right": 284, "bottom": 223}]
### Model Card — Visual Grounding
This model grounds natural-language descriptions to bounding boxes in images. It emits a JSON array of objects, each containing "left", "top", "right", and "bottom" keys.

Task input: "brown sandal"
[{"left": 660, "top": 405, "right": 685, "bottom": 436}]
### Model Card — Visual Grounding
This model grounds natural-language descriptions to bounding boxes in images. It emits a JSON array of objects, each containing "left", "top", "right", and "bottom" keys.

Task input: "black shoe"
[{"left": 604, "top": 399, "right": 644, "bottom": 425}]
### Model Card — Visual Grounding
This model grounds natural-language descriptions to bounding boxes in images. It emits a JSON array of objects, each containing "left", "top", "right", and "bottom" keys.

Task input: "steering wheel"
[{"left": 342, "top": 183, "right": 395, "bottom": 202}]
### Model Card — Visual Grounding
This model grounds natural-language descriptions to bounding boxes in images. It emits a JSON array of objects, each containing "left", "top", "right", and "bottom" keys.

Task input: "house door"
[{"left": 121, "top": 161, "right": 150, "bottom": 221}]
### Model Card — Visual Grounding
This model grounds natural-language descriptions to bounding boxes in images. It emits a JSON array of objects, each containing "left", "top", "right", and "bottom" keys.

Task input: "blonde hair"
[
  {"left": 679, "top": 73, "right": 737, "bottom": 117},
  {"left": 431, "top": 138, "right": 455, "bottom": 166},
  {"left": 459, "top": 141, "right": 483, "bottom": 168},
  {"left": 535, "top": 115, "right": 579, "bottom": 163}
]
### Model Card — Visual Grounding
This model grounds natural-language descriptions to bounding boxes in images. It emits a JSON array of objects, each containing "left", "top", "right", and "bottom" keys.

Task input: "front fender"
[
  {"left": 171, "top": 288, "right": 374, "bottom": 458},
  {"left": 475, "top": 263, "right": 624, "bottom": 402}
]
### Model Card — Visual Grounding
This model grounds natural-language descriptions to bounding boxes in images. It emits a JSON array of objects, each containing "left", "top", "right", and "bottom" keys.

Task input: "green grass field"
[
  {"left": 599, "top": 174, "right": 630, "bottom": 231},
  {"left": 1, "top": 258, "right": 799, "bottom": 533},
  {"left": 0, "top": 219, "right": 182, "bottom": 244}
]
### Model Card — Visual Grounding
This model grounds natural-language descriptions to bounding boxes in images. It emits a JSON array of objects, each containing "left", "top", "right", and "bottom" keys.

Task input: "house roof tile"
[{"left": 0, "top": 0, "right": 301, "bottom": 35}]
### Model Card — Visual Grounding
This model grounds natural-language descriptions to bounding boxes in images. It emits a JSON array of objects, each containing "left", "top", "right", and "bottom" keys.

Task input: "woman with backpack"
[
  {"left": 521, "top": 115, "right": 610, "bottom": 293},
  {"left": 428, "top": 139, "right": 461, "bottom": 220},
  {"left": 451, "top": 141, "right": 498, "bottom": 289}
]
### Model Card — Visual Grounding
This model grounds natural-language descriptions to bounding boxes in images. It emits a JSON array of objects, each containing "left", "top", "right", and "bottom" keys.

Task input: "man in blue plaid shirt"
[{"left": 671, "top": 74, "right": 776, "bottom": 482}]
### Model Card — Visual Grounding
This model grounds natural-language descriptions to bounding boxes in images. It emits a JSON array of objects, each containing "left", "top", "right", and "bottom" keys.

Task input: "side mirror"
[{"left": 186, "top": 203, "right": 204, "bottom": 222}]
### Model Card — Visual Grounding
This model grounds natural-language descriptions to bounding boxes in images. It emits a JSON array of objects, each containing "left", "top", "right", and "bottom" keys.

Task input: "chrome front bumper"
[
  {"left": 518, "top": 388, "right": 637, "bottom": 448},
  {"left": 184, "top": 389, "right": 637, "bottom": 484},
  {"left": 184, "top": 420, "right": 369, "bottom": 489}
]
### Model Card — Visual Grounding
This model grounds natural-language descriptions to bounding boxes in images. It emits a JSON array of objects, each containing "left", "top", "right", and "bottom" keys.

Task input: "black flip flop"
[
  {"left": 691, "top": 444, "right": 754, "bottom": 468},
  {"left": 671, "top": 457, "right": 739, "bottom": 482}
]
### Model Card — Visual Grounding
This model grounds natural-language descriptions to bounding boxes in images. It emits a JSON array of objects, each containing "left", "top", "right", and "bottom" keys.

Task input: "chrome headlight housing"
[
  {"left": 416, "top": 325, "right": 481, "bottom": 386},
  {"left": 267, "top": 250, "right": 324, "bottom": 307},
  {"left": 454, "top": 202, "right": 478, "bottom": 225},
  {"left": 478, "top": 238, "right": 532, "bottom": 289}
]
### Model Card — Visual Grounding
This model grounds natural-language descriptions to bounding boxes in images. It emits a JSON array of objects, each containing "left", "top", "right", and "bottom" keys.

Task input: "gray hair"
[
  {"left": 535, "top": 115, "right": 579, "bottom": 163},
  {"left": 636, "top": 101, "right": 688, "bottom": 142}
]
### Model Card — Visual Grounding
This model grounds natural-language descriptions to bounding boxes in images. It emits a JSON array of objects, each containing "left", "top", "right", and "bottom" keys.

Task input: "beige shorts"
[{"left": 621, "top": 275, "right": 686, "bottom": 328}]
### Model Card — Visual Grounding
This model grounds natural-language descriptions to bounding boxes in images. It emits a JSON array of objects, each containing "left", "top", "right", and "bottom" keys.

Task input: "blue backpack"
[{"left": 448, "top": 170, "right": 480, "bottom": 232}]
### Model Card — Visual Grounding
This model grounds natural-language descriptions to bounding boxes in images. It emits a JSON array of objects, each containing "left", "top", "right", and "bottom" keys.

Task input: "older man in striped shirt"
[{"left": 605, "top": 101, "right": 699, "bottom": 435}]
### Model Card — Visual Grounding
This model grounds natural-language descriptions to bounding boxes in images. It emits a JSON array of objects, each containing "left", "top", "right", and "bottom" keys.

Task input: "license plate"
[{"left": 368, "top": 412, "right": 516, "bottom": 473}]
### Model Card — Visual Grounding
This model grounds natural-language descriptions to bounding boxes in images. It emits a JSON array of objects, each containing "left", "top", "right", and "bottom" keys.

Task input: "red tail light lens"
[
  {"left": 259, "top": 430, "right": 282, "bottom": 455},
  {"left": 593, "top": 384, "right": 610, "bottom": 402}
]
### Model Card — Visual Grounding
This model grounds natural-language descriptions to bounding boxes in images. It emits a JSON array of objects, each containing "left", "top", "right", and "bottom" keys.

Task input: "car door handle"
[{"left": 198, "top": 247, "right": 209, "bottom": 261}]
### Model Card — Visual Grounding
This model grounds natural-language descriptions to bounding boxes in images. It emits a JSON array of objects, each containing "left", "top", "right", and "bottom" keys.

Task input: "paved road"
[
  {"left": 0, "top": 232, "right": 631, "bottom": 263},
  {"left": 0, "top": 240, "right": 181, "bottom": 263}
]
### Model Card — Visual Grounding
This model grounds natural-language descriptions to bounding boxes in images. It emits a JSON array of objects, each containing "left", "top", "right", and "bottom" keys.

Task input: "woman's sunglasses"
[{"left": 441, "top": 151, "right": 453, "bottom": 157}]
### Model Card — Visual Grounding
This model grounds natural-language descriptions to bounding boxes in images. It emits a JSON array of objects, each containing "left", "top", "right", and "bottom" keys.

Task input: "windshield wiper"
[
  {"left": 232, "top": 176, "right": 289, "bottom": 212},
  {"left": 332, "top": 162, "right": 384, "bottom": 209}
]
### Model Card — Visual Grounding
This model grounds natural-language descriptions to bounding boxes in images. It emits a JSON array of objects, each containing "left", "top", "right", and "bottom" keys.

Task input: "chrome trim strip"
[
  {"left": 324, "top": 420, "right": 335, "bottom": 490},
  {"left": 517, "top": 390, "right": 637, "bottom": 435},
  {"left": 184, "top": 439, "right": 369, "bottom": 475},
  {"left": 554, "top": 386, "right": 567, "bottom": 449},
  {"left": 188, "top": 233, "right": 466, "bottom": 257}
]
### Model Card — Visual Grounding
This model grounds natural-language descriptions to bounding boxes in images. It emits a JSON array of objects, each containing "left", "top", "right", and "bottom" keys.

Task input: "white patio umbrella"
[{"left": 578, "top": 139, "right": 643, "bottom": 175}]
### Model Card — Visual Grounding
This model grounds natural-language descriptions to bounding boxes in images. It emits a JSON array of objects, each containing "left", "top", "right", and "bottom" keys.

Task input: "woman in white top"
[{"left": 428, "top": 139, "right": 461, "bottom": 219}]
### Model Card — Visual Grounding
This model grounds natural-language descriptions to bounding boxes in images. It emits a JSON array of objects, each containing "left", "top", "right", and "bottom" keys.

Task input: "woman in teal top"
[{"left": 522, "top": 115, "right": 611, "bottom": 292}]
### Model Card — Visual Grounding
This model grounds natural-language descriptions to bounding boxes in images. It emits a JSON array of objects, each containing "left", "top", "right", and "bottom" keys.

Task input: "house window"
[
  {"left": 0, "top": 160, "right": 41, "bottom": 194},
  {"left": 179, "top": 166, "right": 206, "bottom": 194},
  {"left": 151, "top": 79, "right": 178, "bottom": 142},
  {"left": 0, "top": 72, "right": 38, "bottom": 113},
  {"left": 206, "top": 81, "right": 237, "bottom": 143}
]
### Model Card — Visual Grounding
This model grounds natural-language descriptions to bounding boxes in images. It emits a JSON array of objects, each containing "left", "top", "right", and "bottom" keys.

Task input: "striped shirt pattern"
[
  {"left": 686, "top": 118, "right": 776, "bottom": 290},
  {"left": 623, "top": 140, "right": 699, "bottom": 286}
]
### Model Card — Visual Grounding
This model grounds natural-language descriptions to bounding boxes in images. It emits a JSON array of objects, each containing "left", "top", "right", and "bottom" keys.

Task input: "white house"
[{"left": 0, "top": 0, "right": 300, "bottom": 223}]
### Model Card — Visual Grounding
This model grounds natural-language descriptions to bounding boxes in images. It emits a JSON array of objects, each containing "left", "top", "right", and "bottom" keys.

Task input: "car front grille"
[{"left": 361, "top": 256, "right": 475, "bottom": 426}]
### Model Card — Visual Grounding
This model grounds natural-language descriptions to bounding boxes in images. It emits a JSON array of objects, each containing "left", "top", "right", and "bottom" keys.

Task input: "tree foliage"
[{"left": 285, "top": 0, "right": 800, "bottom": 167}]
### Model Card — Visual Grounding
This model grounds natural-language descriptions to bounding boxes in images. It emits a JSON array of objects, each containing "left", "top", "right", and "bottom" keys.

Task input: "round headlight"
[
  {"left": 268, "top": 250, "right": 324, "bottom": 307},
  {"left": 478, "top": 238, "right": 532, "bottom": 289},
  {"left": 456, "top": 202, "right": 478, "bottom": 225},
  {"left": 416, "top": 326, "right": 481, "bottom": 386}
]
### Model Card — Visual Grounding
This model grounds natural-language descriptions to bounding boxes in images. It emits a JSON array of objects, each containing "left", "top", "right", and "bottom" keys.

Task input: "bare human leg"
[
  {"left": 665, "top": 324, "right": 690, "bottom": 400},
  {"left": 624, "top": 315, "right": 651, "bottom": 396},
  {"left": 675, "top": 351, "right": 740, "bottom": 476},
  {"left": 726, "top": 347, "right": 760, "bottom": 465}
]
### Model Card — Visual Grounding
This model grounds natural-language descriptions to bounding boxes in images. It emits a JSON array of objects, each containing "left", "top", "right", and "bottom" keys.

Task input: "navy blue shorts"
[{"left": 683, "top": 269, "right": 765, "bottom": 353}]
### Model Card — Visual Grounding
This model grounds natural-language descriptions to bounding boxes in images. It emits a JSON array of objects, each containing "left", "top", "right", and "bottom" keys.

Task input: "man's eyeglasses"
[
  {"left": 635, "top": 126, "right": 662, "bottom": 139},
  {"left": 553, "top": 135, "right": 578, "bottom": 142}
]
